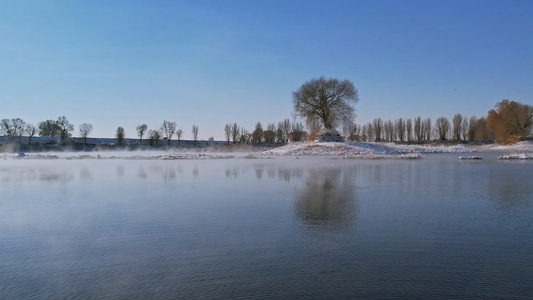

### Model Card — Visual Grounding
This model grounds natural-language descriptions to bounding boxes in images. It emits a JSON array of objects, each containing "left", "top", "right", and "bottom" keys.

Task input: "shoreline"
[{"left": 2, "top": 141, "right": 532, "bottom": 161}]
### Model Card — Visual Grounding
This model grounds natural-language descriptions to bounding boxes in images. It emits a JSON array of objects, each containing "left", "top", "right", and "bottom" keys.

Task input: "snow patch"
[
  {"left": 380, "top": 142, "right": 473, "bottom": 153},
  {"left": 458, "top": 156, "right": 482, "bottom": 160},
  {"left": 339, "top": 153, "right": 421, "bottom": 160},
  {"left": 264, "top": 142, "right": 381, "bottom": 156},
  {"left": 263, "top": 141, "right": 474, "bottom": 157},
  {"left": 476, "top": 141, "right": 533, "bottom": 152},
  {"left": 497, "top": 153, "right": 533, "bottom": 160}
]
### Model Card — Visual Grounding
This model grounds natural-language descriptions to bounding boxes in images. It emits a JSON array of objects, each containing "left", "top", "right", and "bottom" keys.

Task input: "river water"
[{"left": 1, "top": 154, "right": 532, "bottom": 299}]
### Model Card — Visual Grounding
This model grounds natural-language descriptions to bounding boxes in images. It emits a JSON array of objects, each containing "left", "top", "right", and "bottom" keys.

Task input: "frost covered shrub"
[{"left": 315, "top": 130, "right": 345, "bottom": 142}]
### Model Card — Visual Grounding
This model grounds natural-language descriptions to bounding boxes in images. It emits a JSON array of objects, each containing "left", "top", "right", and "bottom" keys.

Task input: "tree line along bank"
[
  {"left": 1, "top": 106, "right": 530, "bottom": 151},
  {"left": 1, "top": 76, "right": 531, "bottom": 148}
]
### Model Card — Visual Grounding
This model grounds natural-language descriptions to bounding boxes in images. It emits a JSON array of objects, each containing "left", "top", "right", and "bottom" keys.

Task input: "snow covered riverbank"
[
  {"left": 2, "top": 141, "right": 532, "bottom": 160},
  {"left": 497, "top": 153, "right": 533, "bottom": 160},
  {"left": 264, "top": 141, "right": 533, "bottom": 156},
  {"left": 263, "top": 141, "right": 470, "bottom": 156},
  {"left": 2, "top": 151, "right": 239, "bottom": 160}
]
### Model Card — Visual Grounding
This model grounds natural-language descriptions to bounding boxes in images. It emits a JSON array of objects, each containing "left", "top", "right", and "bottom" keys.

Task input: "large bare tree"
[
  {"left": 136, "top": 124, "right": 148, "bottom": 144},
  {"left": 252, "top": 122, "right": 263, "bottom": 144},
  {"left": 278, "top": 119, "right": 291, "bottom": 143},
  {"left": 435, "top": 117, "right": 450, "bottom": 141},
  {"left": 365, "top": 123, "right": 373, "bottom": 142},
  {"left": 293, "top": 77, "right": 358, "bottom": 131},
  {"left": 395, "top": 118, "right": 405, "bottom": 142},
  {"left": 224, "top": 124, "right": 231, "bottom": 144},
  {"left": 79, "top": 123, "right": 93, "bottom": 144},
  {"left": 116, "top": 127, "right": 125, "bottom": 146},
  {"left": 231, "top": 123, "right": 239, "bottom": 143},
  {"left": 12, "top": 118, "right": 26, "bottom": 141},
  {"left": 161, "top": 120, "right": 176, "bottom": 146},
  {"left": 192, "top": 125, "right": 199, "bottom": 145},
  {"left": 461, "top": 117, "right": 469, "bottom": 141},
  {"left": 57, "top": 116, "right": 74, "bottom": 142},
  {"left": 474, "top": 117, "right": 494, "bottom": 141},
  {"left": 0, "top": 119, "right": 12, "bottom": 137},
  {"left": 1, "top": 118, "right": 25, "bottom": 140},
  {"left": 405, "top": 118, "right": 413, "bottom": 142},
  {"left": 414, "top": 116, "right": 422, "bottom": 141},
  {"left": 372, "top": 118, "right": 383, "bottom": 142},
  {"left": 25, "top": 124, "right": 38, "bottom": 144},
  {"left": 264, "top": 123, "right": 276, "bottom": 144},
  {"left": 38, "top": 120, "right": 61, "bottom": 137},
  {"left": 452, "top": 114, "right": 463, "bottom": 141},
  {"left": 176, "top": 129, "right": 183, "bottom": 144},
  {"left": 422, "top": 118, "right": 432, "bottom": 141},
  {"left": 147, "top": 129, "right": 161, "bottom": 146},
  {"left": 384, "top": 120, "right": 394, "bottom": 141}
]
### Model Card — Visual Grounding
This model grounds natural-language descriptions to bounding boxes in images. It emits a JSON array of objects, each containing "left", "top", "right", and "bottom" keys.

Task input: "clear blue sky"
[{"left": 1, "top": 0, "right": 532, "bottom": 140}]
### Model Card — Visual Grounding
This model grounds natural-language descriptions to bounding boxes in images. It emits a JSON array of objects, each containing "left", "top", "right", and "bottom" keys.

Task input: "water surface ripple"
[{"left": 0, "top": 155, "right": 532, "bottom": 299}]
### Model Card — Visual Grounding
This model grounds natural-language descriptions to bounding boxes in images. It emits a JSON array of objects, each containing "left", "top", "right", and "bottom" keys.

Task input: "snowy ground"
[
  {"left": 262, "top": 142, "right": 421, "bottom": 159},
  {"left": 473, "top": 141, "right": 533, "bottom": 152},
  {"left": 497, "top": 153, "right": 533, "bottom": 159},
  {"left": 263, "top": 141, "right": 533, "bottom": 159},
  {"left": 2, "top": 141, "right": 532, "bottom": 160}
]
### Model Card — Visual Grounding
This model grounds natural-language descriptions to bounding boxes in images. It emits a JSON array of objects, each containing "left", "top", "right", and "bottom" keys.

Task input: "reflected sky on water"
[{"left": 0, "top": 155, "right": 532, "bottom": 298}]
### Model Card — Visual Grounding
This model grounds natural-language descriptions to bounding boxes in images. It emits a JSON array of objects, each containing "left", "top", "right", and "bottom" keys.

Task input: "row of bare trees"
[
  {"left": 0, "top": 116, "right": 202, "bottom": 146},
  {"left": 0, "top": 118, "right": 36, "bottom": 143},
  {"left": 347, "top": 114, "right": 500, "bottom": 143},
  {"left": 2, "top": 100, "right": 530, "bottom": 146},
  {"left": 347, "top": 100, "right": 531, "bottom": 144},
  {"left": 223, "top": 119, "right": 307, "bottom": 144},
  {"left": 2, "top": 115, "right": 305, "bottom": 146},
  {"left": 347, "top": 107, "right": 531, "bottom": 144},
  {"left": 134, "top": 121, "right": 200, "bottom": 146},
  {"left": 1, "top": 116, "right": 93, "bottom": 144},
  {"left": 291, "top": 77, "right": 531, "bottom": 144}
]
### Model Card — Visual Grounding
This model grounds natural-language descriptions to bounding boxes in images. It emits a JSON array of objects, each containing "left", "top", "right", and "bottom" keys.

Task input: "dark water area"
[{"left": 1, "top": 155, "right": 532, "bottom": 299}]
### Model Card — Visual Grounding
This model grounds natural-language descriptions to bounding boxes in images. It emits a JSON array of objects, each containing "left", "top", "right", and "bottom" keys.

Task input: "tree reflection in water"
[
  {"left": 163, "top": 167, "right": 177, "bottom": 182},
  {"left": 137, "top": 167, "right": 148, "bottom": 179},
  {"left": 293, "top": 167, "right": 358, "bottom": 232},
  {"left": 80, "top": 168, "right": 93, "bottom": 180},
  {"left": 224, "top": 165, "right": 303, "bottom": 182},
  {"left": 116, "top": 166, "right": 125, "bottom": 177}
]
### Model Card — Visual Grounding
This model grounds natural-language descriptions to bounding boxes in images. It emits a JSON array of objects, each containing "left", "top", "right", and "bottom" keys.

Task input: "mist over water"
[{"left": 1, "top": 155, "right": 532, "bottom": 299}]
